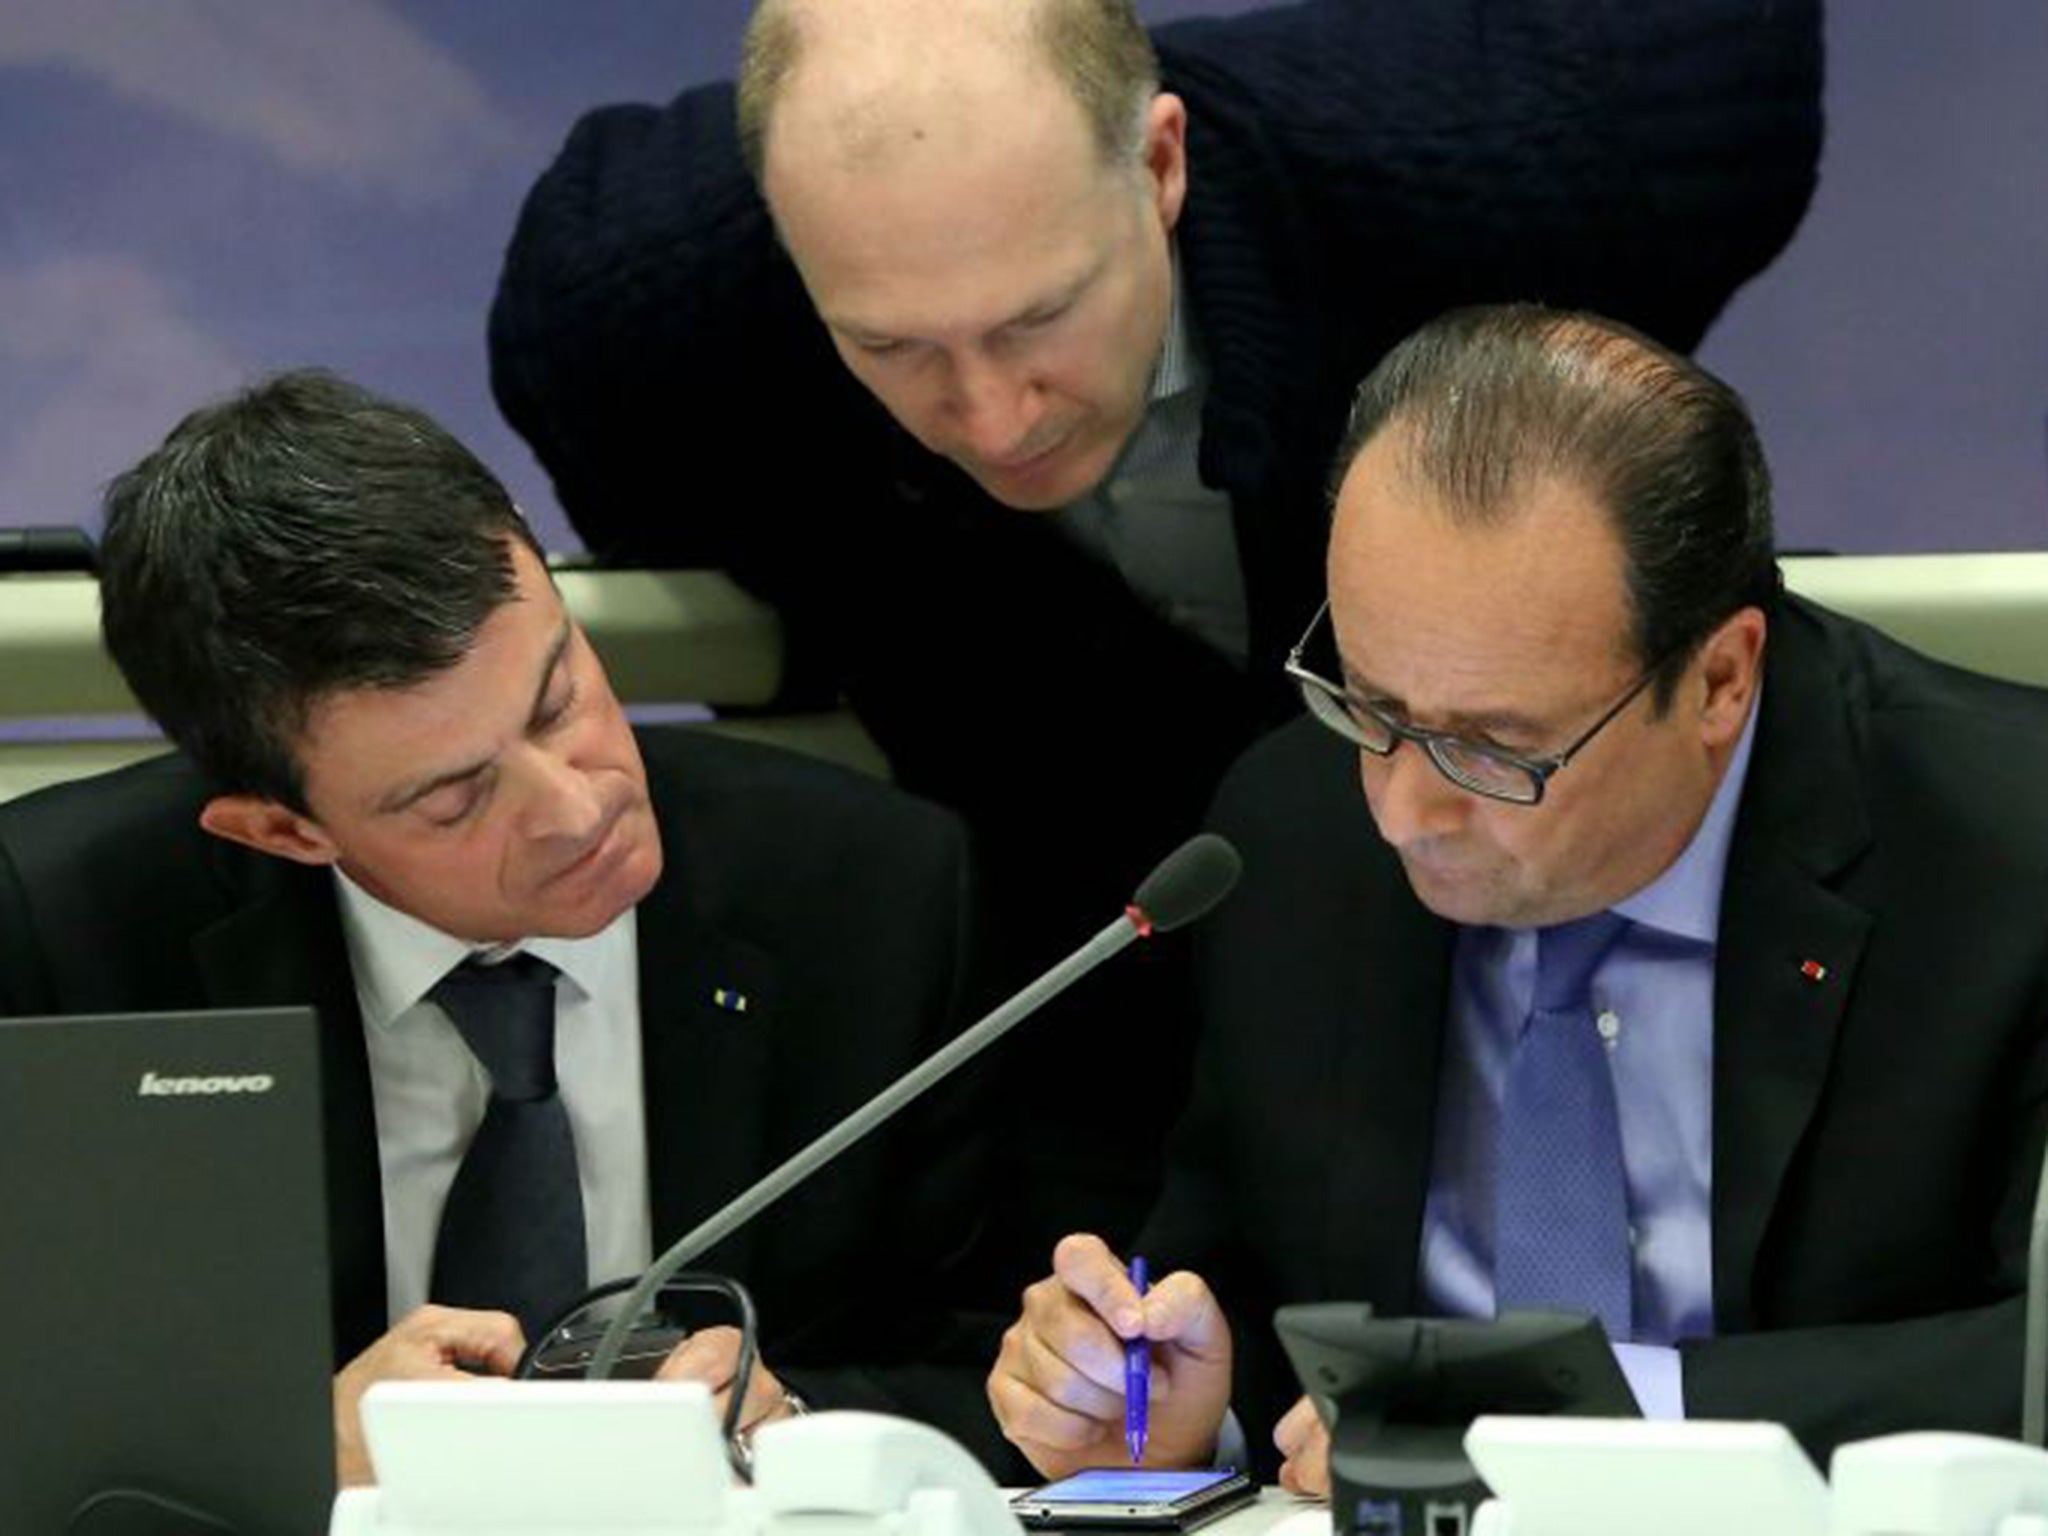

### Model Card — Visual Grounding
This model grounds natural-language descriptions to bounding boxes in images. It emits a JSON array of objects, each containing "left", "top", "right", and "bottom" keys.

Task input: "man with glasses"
[
  {"left": 987, "top": 304, "right": 2048, "bottom": 1485},
  {"left": 492, "top": 0, "right": 1823, "bottom": 1293}
]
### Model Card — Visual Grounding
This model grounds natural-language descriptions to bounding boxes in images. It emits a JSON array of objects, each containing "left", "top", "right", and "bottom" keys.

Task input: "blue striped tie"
[{"left": 1494, "top": 912, "right": 1633, "bottom": 1340}]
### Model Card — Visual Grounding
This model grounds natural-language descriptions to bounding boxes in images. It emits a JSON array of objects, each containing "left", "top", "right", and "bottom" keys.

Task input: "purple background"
[{"left": 1, "top": 1, "right": 2042, "bottom": 556}]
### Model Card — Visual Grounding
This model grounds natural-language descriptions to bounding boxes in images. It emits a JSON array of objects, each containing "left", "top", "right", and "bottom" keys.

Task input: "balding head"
[
  {"left": 736, "top": 0, "right": 1188, "bottom": 513},
  {"left": 1332, "top": 304, "right": 1779, "bottom": 709},
  {"left": 739, "top": 0, "right": 1158, "bottom": 185}
]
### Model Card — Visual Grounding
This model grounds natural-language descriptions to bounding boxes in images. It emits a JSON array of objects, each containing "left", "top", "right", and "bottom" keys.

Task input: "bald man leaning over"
[
  {"left": 493, "top": 0, "right": 1824, "bottom": 1293},
  {"left": 991, "top": 307, "right": 2048, "bottom": 1487}
]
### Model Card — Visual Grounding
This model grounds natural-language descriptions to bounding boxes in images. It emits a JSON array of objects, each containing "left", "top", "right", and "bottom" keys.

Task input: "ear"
[
  {"left": 1693, "top": 606, "right": 1768, "bottom": 750},
  {"left": 1142, "top": 92, "right": 1189, "bottom": 233},
  {"left": 199, "top": 794, "right": 342, "bottom": 867}
]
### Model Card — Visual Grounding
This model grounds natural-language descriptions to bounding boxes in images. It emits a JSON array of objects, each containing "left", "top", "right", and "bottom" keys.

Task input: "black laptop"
[{"left": 0, "top": 1007, "right": 334, "bottom": 1535}]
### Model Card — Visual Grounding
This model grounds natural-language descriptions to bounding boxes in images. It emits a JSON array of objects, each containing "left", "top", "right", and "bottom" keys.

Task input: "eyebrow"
[
  {"left": 1337, "top": 661, "right": 1548, "bottom": 739},
  {"left": 1001, "top": 265, "right": 1097, "bottom": 327},
  {"left": 832, "top": 262, "right": 1102, "bottom": 347},
  {"left": 377, "top": 620, "right": 574, "bottom": 815}
]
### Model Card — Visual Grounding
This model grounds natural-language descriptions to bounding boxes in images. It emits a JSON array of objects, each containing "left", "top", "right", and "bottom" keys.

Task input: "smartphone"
[
  {"left": 1011, "top": 1468, "right": 1257, "bottom": 1530},
  {"left": 523, "top": 1318, "right": 690, "bottom": 1379}
]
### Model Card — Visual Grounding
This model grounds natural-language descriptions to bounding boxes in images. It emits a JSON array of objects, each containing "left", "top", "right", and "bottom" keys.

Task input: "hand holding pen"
[{"left": 987, "top": 1233, "right": 1238, "bottom": 1480}]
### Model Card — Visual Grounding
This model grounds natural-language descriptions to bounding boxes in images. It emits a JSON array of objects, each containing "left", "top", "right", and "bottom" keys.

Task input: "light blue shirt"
[{"left": 1415, "top": 697, "right": 1760, "bottom": 1417}]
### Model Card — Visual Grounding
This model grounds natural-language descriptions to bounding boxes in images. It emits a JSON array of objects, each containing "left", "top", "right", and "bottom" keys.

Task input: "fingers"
[
  {"left": 1277, "top": 1447, "right": 1330, "bottom": 1499},
  {"left": 989, "top": 1370, "right": 1115, "bottom": 1457},
  {"left": 347, "top": 1305, "right": 525, "bottom": 1385},
  {"left": 655, "top": 1324, "right": 742, "bottom": 1389},
  {"left": 331, "top": 1305, "right": 525, "bottom": 1492},
  {"left": 1019, "top": 1274, "right": 1133, "bottom": 1397},
  {"left": 1273, "top": 1395, "right": 1321, "bottom": 1459},
  {"left": 653, "top": 1326, "right": 793, "bottom": 1433},
  {"left": 731, "top": 1363, "right": 790, "bottom": 1434},
  {"left": 1044, "top": 1236, "right": 1224, "bottom": 1367},
  {"left": 990, "top": 1279, "right": 1128, "bottom": 1475},
  {"left": 1052, "top": 1233, "right": 1145, "bottom": 1335},
  {"left": 994, "top": 1236, "right": 1236, "bottom": 1478},
  {"left": 1274, "top": 1396, "right": 1332, "bottom": 1498},
  {"left": 1016, "top": 1318, "right": 1129, "bottom": 1420},
  {"left": 1141, "top": 1270, "right": 1229, "bottom": 1360},
  {"left": 404, "top": 1304, "right": 526, "bottom": 1377}
]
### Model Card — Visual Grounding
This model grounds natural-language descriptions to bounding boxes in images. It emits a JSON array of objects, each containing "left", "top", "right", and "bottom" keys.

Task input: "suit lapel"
[
  {"left": 190, "top": 849, "right": 388, "bottom": 1360},
  {"left": 1321, "top": 835, "right": 1457, "bottom": 1308},
  {"left": 1710, "top": 600, "right": 1873, "bottom": 1330},
  {"left": 633, "top": 780, "right": 778, "bottom": 1281}
]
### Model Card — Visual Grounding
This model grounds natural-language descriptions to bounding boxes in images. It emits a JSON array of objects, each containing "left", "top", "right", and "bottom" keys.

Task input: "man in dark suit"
[
  {"left": 489, "top": 0, "right": 1824, "bottom": 1283},
  {"left": 987, "top": 305, "right": 2048, "bottom": 1482},
  {"left": 0, "top": 371, "right": 1003, "bottom": 1482}
]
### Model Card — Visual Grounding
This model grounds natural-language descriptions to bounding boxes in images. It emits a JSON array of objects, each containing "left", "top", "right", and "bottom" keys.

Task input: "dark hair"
[
  {"left": 1333, "top": 304, "right": 1778, "bottom": 710},
  {"left": 99, "top": 369, "right": 543, "bottom": 809},
  {"left": 738, "top": 0, "right": 1158, "bottom": 183}
]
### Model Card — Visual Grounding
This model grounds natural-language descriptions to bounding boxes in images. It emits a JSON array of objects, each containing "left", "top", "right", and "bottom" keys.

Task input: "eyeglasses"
[{"left": 1282, "top": 600, "right": 1663, "bottom": 806}]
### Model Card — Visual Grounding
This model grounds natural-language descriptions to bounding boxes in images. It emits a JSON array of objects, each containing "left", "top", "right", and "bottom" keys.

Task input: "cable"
[
  {"left": 515, "top": 1272, "right": 760, "bottom": 1462},
  {"left": 67, "top": 1486, "right": 239, "bottom": 1534}
]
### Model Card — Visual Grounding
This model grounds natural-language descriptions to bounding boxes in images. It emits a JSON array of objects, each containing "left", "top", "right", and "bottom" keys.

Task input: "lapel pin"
[
  {"left": 711, "top": 987, "right": 750, "bottom": 1014},
  {"left": 1799, "top": 959, "right": 1828, "bottom": 983}
]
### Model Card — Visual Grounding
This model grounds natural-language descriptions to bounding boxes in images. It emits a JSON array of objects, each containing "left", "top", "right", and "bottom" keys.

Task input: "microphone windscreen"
[{"left": 1131, "top": 833, "right": 1242, "bottom": 933}]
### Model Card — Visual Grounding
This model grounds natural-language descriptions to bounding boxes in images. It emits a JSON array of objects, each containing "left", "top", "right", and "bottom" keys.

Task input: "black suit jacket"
[
  {"left": 0, "top": 728, "right": 1012, "bottom": 1459},
  {"left": 1146, "top": 596, "right": 2048, "bottom": 1471},
  {"left": 487, "top": 0, "right": 1823, "bottom": 1279}
]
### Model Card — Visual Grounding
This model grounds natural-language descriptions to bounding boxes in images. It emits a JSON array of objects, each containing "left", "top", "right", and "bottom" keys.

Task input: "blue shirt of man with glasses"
[{"left": 985, "top": 304, "right": 2048, "bottom": 1490}]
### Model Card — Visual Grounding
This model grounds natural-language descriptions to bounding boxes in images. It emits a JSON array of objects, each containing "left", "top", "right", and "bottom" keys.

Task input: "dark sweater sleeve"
[
  {"left": 488, "top": 81, "right": 869, "bottom": 576},
  {"left": 1156, "top": 0, "right": 1823, "bottom": 353}
]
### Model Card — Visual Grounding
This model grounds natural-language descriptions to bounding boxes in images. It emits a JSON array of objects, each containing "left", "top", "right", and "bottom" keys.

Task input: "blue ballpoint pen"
[{"left": 1125, "top": 1254, "right": 1150, "bottom": 1464}]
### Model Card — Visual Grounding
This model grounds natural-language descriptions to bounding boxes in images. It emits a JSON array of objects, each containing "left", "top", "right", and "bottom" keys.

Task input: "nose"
[
  {"left": 1361, "top": 740, "right": 1467, "bottom": 848},
  {"left": 947, "top": 351, "right": 1042, "bottom": 462},
  {"left": 517, "top": 744, "right": 606, "bottom": 846}
]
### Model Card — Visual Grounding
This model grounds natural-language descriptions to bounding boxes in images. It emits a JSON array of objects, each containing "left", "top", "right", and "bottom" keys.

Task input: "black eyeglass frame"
[{"left": 1282, "top": 599, "right": 1667, "bottom": 806}]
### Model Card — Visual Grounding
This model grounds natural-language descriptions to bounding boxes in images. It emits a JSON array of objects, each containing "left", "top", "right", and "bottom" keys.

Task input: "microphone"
[
  {"left": 1129, "top": 832, "right": 1243, "bottom": 934},
  {"left": 586, "top": 832, "right": 1243, "bottom": 1380}
]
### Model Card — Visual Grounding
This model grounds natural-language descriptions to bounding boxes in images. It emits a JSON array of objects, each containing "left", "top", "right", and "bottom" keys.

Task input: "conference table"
[{"left": 1180, "top": 1489, "right": 1330, "bottom": 1536}]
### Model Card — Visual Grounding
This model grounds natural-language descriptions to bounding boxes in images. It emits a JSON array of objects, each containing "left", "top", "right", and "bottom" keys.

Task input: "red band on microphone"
[{"left": 1125, "top": 903, "right": 1155, "bottom": 938}]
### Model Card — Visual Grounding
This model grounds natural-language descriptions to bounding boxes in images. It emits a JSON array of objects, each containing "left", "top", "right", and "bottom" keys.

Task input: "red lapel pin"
[{"left": 1799, "top": 959, "right": 1828, "bottom": 983}]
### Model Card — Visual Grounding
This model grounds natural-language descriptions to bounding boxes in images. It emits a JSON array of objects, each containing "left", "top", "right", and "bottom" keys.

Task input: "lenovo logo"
[{"left": 136, "top": 1070, "right": 276, "bottom": 1098}]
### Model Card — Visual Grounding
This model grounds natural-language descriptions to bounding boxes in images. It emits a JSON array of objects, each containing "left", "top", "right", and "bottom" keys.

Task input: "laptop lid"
[{"left": 0, "top": 1007, "right": 334, "bottom": 1535}]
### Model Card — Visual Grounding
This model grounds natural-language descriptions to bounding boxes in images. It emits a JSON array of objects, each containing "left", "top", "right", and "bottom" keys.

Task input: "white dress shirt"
[{"left": 333, "top": 870, "right": 653, "bottom": 1324}]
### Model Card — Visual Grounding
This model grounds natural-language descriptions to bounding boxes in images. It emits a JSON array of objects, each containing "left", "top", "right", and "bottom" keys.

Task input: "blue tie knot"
[{"left": 1533, "top": 911, "right": 1630, "bottom": 1015}]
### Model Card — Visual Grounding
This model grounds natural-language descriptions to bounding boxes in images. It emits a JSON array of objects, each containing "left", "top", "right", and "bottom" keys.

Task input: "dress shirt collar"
[
  {"left": 333, "top": 867, "right": 635, "bottom": 1030},
  {"left": 1147, "top": 244, "right": 1201, "bottom": 408},
  {"left": 1611, "top": 687, "right": 1762, "bottom": 945}
]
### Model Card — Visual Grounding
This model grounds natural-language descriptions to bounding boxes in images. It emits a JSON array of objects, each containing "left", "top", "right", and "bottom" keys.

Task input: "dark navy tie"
[
  {"left": 428, "top": 953, "right": 586, "bottom": 1340},
  {"left": 1494, "top": 912, "right": 1634, "bottom": 1340}
]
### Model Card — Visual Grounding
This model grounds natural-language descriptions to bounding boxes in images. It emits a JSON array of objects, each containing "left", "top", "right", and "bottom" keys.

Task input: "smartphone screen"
[{"left": 1012, "top": 1467, "right": 1255, "bottom": 1529}]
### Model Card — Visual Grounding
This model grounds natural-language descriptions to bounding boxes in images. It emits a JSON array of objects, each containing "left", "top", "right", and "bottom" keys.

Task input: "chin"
[
  {"left": 968, "top": 436, "right": 1117, "bottom": 511},
  {"left": 972, "top": 463, "right": 1088, "bottom": 512},
  {"left": 1401, "top": 859, "right": 1524, "bottom": 929},
  {"left": 978, "top": 478, "right": 1075, "bottom": 513},
  {"left": 531, "top": 827, "right": 664, "bottom": 939}
]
